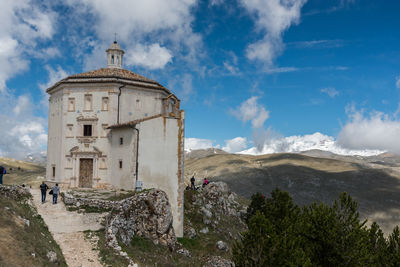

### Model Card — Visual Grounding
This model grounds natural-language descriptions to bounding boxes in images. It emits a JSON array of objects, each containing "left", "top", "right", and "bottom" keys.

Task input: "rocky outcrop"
[
  {"left": 106, "top": 189, "right": 176, "bottom": 250},
  {"left": 0, "top": 185, "right": 30, "bottom": 200},
  {"left": 189, "top": 182, "right": 247, "bottom": 231},
  {"left": 203, "top": 256, "right": 235, "bottom": 267}
]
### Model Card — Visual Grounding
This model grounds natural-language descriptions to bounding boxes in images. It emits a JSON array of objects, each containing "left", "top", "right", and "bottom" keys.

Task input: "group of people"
[
  {"left": 188, "top": 176, "right": 209, "bottom": 190},
  {"left": 40, "top": 181, "right": 60, "bottom": 204}
]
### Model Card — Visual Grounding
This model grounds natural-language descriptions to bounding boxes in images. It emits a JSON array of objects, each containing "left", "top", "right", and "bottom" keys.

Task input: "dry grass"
[
  {"left": 0, "top": 193, "right": 66, "bottom": 266},
  {"left": 0, "top": 157, "right": 46, "bottom": 187}
]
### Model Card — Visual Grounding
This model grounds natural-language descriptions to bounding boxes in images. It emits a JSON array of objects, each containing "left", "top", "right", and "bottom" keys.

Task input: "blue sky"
[{"left": 1, "top": 0, "right": 400, "bottom": 158}]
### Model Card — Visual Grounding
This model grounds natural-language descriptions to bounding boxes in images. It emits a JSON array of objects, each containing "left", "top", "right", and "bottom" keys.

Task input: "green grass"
[
  {"left": 0, "top": 193, "right": 67, "bottom": 266},
  {"left": 84, "top": 230, "right": 129, "bottom": 267}
]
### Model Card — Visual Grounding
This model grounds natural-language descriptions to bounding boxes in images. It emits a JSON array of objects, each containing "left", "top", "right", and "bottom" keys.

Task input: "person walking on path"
[
  {"left": 40, "top": 181, "right": 49, "bottom": 203},
  {"left": 52, "top": 183, "right": 60, "bottom": 204},
  {"left": 0, "top": 166, "right": 6, "bottom": 185},
  {"left": 190, "top": 176, "right": 195, "bottom": 190}
]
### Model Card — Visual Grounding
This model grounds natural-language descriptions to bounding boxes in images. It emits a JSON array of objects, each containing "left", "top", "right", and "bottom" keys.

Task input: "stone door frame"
[{"left": 68, "top": 146, "right": 103, "bottom": 188}]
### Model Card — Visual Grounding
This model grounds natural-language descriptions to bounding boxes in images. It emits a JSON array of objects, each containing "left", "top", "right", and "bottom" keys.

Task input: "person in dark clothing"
[
  {"left": 40, "top": 181, "right": 49, "bottom": 203},
  {"left": 52, "top": 183, "right": 60, "bottom": 204},
  {"left": 190, "top": 176, "right": 195, "bottom": 190},
  {"left": 0, "top": 166, "right": 6, "bottom": 185}
]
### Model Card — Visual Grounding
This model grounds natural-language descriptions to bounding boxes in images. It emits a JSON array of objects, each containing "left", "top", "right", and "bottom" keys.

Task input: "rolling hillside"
[
  {"left": 0, "top": 157, "right": 45, "bottom": 187},
  {"left": 185, "top": 151, "right": 400, "bottom": 234}
]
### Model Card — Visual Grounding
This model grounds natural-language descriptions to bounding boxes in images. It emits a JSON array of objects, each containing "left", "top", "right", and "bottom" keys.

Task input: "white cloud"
[
  {"left": 13, "top": 95, "right": 31, "bottom": 116},
  {"left": 231, "top": 96, "right": 270, "bottom": 128},
  {"left": 0, "top": 0, "right": 56, "bottom": 91},
  {"left": 126, "top": 43, "right": 173, "bottom": 70},
  {"left": 396, "top": 76, "right": 400, "bottom": 89},
  {"left": 321, "top": 87, "right": 339, "bottom": 98},
  {"left": 337, "top": 105, "right": 400, "bottom": 153},
  {"left": 240, "top": 0, "right": 307, "bottom": 65},
  {"left": 0, "top": 91, "right": 47, "bottom": 159},
  {"left": 289, "top": 39, "right": 345, "bottom": 49},
  {"left": 65, "top": 0, "right": 201, "bottom": 70},
  {"left": 222, "top": 137, "right": 248, "bottom": 153},
  {"left": 185, "top": 138, "right": 218, "bottom": 152},
  {"left": 223, "top": 62, "right": 239, "bottom": 75}
]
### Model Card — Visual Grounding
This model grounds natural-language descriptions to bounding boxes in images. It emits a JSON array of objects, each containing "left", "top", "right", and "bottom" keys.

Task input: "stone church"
[{"left": 46, "top": 41, "right": 185, "bottom": 236}]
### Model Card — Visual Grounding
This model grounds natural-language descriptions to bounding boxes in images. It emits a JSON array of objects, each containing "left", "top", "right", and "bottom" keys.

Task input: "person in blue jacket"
[{"left": 0, "top": 166, "right": 6, "bottom": 185}]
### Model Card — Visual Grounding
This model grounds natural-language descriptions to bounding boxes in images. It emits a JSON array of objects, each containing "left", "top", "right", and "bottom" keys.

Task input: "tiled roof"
[
  {"left": 68, "top": 68, "right": 156, "bottom": 83},
  {"left": 46, "top": 68, "right": 175, "bottom": 97},
  {"left": 107, "top": 114, "right": 164, "bottom": 129}
]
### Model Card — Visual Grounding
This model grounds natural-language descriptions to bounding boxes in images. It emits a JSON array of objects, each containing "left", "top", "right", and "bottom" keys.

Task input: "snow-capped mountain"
[{"left": 239, "top": 132, "right": 384, "bottom": 156}]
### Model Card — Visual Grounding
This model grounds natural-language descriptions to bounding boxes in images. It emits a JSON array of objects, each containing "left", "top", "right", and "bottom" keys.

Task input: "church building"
[{"left": 46, "top": 41, "right": 185, "bottom": 236}]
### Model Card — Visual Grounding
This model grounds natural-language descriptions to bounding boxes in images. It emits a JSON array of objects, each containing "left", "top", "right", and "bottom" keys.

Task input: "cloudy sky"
[{"left": 1, "top": 0, "right": 400, "bottom": 158}]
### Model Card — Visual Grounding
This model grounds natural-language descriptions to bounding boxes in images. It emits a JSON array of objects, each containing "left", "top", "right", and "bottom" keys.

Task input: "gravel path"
[{"left": 31, "top": 189, "right": 106, "bottom": 267}]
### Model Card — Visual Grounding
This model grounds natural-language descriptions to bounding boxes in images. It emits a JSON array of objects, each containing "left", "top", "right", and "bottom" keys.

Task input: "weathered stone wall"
[{"left": 0, "top": 185, "right": 30, "bottom": 200}]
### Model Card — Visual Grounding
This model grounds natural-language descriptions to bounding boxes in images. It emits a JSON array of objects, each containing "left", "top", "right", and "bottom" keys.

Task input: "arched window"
[{"left": 111, "top": 55, "right": 114, "bottom": 64}]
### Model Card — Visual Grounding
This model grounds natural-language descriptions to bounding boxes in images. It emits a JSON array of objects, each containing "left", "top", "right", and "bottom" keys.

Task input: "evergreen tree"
[{"left": 234, "top": 189, "right": 400, "bottom": 266}]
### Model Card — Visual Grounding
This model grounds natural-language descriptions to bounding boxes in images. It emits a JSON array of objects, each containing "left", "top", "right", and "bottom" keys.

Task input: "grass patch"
[
  {"left": 0, "top": 194, "right": 67, "bottom": 266},
  {"left": 85, "top": 230, "right": 129, "bottom": 267}
]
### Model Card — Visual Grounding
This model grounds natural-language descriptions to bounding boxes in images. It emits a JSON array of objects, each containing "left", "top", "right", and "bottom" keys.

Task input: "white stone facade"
[{"left": 46, "top": 42, "right": 184, "bottom": 236}]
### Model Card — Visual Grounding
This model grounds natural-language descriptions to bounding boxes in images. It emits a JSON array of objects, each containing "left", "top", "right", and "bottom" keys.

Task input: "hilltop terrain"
[
  {"left": 0, "top": 157, "right": 45, "bottom": 187},
  {"left": 185, "top": 149, "right": 400, "bottom": 234}
]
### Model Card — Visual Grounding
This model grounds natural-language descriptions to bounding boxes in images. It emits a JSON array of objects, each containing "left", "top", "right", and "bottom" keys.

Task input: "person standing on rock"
[
  {"left": 203, "top": 178, "right": 208, "bottom": 188},
  {"left": 0, "top": 166, "right": 5, "bottom": 185},
  {"left": 40, "top": 181, "right": 49, "bottom": 203},
  {"left": 191, "top": 176, "right": 196, "bottom": 190},
  {"left": 52, "top": 183, "right": 60, "bottom": 204}
]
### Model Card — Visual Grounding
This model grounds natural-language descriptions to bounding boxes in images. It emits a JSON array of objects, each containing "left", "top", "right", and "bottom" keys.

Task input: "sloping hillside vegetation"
[{"left": 0, "top": 186, "right": 66, "bottom": 266}]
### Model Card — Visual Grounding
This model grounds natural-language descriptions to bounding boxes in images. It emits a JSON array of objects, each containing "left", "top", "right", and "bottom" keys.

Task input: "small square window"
[
  {"left": 83, "top": 125, "right": 92, "bottom": 136},
  {"left": 119, "top": 160, "right": 123, "bottom": 169},
  {"left": 68, "top": 98, "right": 75, "bottom": 112},
  {"left": 102, "top": 97, "right": 109, "bottom": 111},
  {"left": 84, "top": 94, "right": 92, "bottom": 111},
  {"left": 120, "top": 137, "right": 123, "bottom": 145}
]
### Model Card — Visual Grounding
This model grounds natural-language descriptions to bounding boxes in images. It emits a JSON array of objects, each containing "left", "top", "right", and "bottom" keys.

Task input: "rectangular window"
[
  {"left": 119, "top": 160, "right": 123, "bottom": 169},
  {"left": 120, "top": 137, "right": 123, "bottom": 145},
  {"left": 135, "top": 99, "right": 141, "bottom": 110},
  {"left": 68, "top": 98, "right": 75, "bottom": 112},
  {"left": 84, "top": 94, "right": 92, "bottom": 111},
  {"left": 102, "top": 97, "right": 109, "bottom": 111},
  {"left": 67, "top": 124, "right": 74, "bottom": 137},
  {"left": 100, "top": 158, "right": 107, "bottom": 169},
  {"left": 101, "top": 124, "right": 108, "bottom": 137},
  {"left": 52, "top": 166, "right": 56, "bottom": 178},
  {"left": 83, "top": 125, "right": 92, "bottom": 136}
]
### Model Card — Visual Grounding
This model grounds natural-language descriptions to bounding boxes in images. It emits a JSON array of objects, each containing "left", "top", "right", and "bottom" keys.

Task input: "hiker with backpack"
[
  {"left": 0, "top": 166, "right": 6, "bottom": 185},
  {"left": 40, "top": 181, "right": 49, "bottom": 203}
]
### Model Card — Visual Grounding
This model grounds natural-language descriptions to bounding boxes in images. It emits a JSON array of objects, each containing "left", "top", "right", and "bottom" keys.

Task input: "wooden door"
[{"left": 79, "top": 159, "right": 93, "bottom": 188}]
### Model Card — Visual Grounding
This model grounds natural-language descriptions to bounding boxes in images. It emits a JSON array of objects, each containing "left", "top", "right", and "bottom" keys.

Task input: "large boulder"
[{"left": 107, "top": 189, "right": 176, "bottom": 250}]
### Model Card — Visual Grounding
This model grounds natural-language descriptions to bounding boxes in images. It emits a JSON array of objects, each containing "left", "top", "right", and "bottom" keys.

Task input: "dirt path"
[{"left": 31, "top": 189, "right": 106, "bottom": 267}]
